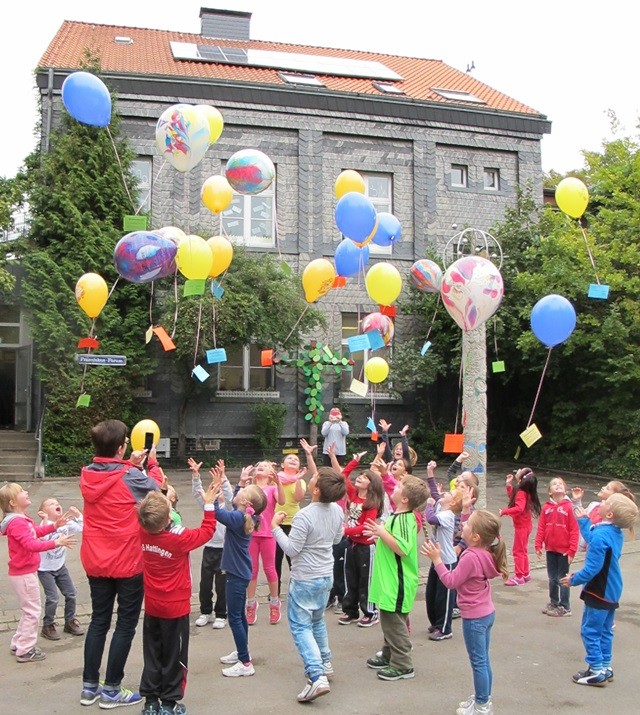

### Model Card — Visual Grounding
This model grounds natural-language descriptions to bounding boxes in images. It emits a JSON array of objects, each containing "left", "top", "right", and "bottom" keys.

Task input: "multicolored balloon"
[
  {"left": 113, "top": 232, "right": 177, "bottom": 283},
  {"left": 155, "top": 104, "right": 210, "bottom": 172},
  {"left": 361, "top": 312, "right": 394, "bottom": 346},
  {"left": 410, "top": 259, "right": 443, "bottom": 293},
  {"left": 225, "top": 149, "right": 275, "bottom": 194},
  {"left": 440, "top": 256, "right": 504, "bottom": 332}
]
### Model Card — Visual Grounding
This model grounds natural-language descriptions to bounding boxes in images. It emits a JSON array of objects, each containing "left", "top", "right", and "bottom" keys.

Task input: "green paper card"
[
  {"left": 184, "top": 279, "right": 206, "bottom": 297},
  {"left": 492, "top": 360, "right": 505, "bottom": 373},
  {"left": 123, "top": 215, "right": 148, "bottom": 231},
  {"left": 76, "top": 394, "right": 91, "bottom": 408}
]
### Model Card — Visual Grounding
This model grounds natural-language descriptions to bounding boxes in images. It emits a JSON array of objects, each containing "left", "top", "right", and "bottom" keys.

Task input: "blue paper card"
[
  {"left": 420, "top": 341, "right": 432, "bottom": 356},
  {"left": 211, "top": 280, "right": 225, "bottom": 300},
  {"left": 347, "top": 334, "right": 371, "bottom": 354},
  {"left": 192, "top": 365, "right": 210, "bottom": 382},
  {"left": 206, "top": 348, "right": 227, "bottom": 364},
  {"left": 364, "top": 329, "right": 385, "bottom": 350},
  {"left": 366, "top": 417, "right": 376, "bottom": 432},
  {"left": 588, "top": 283, "right": 609, "bottom": 300}
]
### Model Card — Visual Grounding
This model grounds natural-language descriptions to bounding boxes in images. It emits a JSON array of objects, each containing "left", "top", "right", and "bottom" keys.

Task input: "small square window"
[
  {"left": 451, "top": 164, "right": 468, "bottom": 188},
  {"left": 484, "top": 168, "right": 500, "bottom": 191}
]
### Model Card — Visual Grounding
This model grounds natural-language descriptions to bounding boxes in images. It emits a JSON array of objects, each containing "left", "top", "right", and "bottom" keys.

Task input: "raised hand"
[
  {"left": 54, "top": 511, "right": 73, "bottom": 529},
  {"left": 68, "top": 506, "right": 82, "bottom": 519},
  {"left": 272, "top": 510, "right": 287, "bottom": 528},
  {"left": 187, "top": 457, "right": 203, "bottom": 477},
  {"left": 363, "top": 517, "right": 383, "bottom": 539},
  {"left": 427, "top": 460, "right": 437, "bottom": 473},
  {"left": 353, "top": 451, "right": 368, "bottom": 462},
  {"left": 55, "top": 534, "right": 77, "bottom": 548},
  {"left": 571, "top": 486, "right": 584, "bottom": 501},
  {"left": 399, "top": 424, "right": 409, "bottom": 436},
  {"left": 420, "top": 539, "right": 441, "bottom": 562},
  {"left": 202, "top": 482, "right": 221, "bottom": 505},
  {"left": 300, "top": 438, "right": 317, "bottom": 454},
  {"left": 456, "top": 450, "right": 470, "bottom": 463},
  {"left": 506, "top": 473, "right": 514, "bottom": 485},
  {"left": 376, "top": 442, "right": 387, "bottom": 458},
  {"left": 378, "top": 418, "right": 391, "bottom": 433},
  {"left": 239, "top": 465, "right": 254, "bottom": 486}
]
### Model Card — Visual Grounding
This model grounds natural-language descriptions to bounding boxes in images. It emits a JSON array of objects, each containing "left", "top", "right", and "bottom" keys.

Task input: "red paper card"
[
  {"left": 153, "top": 326, "right": 176, "bottom": 352},
  {"left": 261, "top": 349, "right": 274, "bottom": 367},
  {"left": 379, "top": 305, "right": 397, "bottom": 317},
  {"left": 332, "top": 276, "right": 347, "bottom": 288},
  {"left": 370, "top": 431, "right": 379, "bottom": 442},
  {"left": 78, "top": 337, "right": 100, "bottom": 350},
  {"left": 443, "top": 433, "right": 465, "bottom": 454}
]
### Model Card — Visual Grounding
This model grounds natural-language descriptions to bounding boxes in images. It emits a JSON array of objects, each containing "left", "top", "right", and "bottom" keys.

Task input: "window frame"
[
  {"left": 221, "top": 181, "right": 276, "bottom": 248},
  {"left": 339, "top": 312, "right": 393, "bottom": 395},
  {"left": 450, "top": 164, "right": 468, "bottom": 188},
  {"left": 217, "top": 344, "right": 276, "bottom": 393},
  {"left": 483, "top": 167, "right": 500, "bottom": 191},
  {"left": 361, "top": 172, "right": 393, "bottom": 256},
  {"left": 131, "top": 157, "right": 153, "bottom": 214}
]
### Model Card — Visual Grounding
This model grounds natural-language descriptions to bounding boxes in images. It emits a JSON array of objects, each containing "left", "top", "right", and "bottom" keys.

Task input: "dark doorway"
[{"left": 0, "top": 349, "right": 16, "bottom": 428}]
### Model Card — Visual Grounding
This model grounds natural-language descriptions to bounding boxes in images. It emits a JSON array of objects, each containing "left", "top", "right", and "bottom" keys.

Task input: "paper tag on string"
[
  {"left": 282, "top": 448, "right": 298, "bottom": 455},
  {"left": 78, "top": 337, "right": 99, "bottom": 350},
  {"left": 206, "top": 348, "right": 227, "bottom": 364},
  {"left": 123, "top": 214, "right": 148, "bottom": 231},
  {"left": 514, "top": 445, "right": 521, "bottom": 460},
  {"left": 492, "top": 360, "right": 505, "bottom": 373},
  {"left": 183, "top": 279, "right": 206, "bottom": 297},
  {"left": 145, "top": 326, "right": 154, "bottom": 344},
  {"left": 366, "top": 417, "right": 376, "bottom": 432},
  {"left": 211, "top": 280, "right": 225, "bottom": 300},
  {"left": 76, "top": 394, "right": 91, "bottom": 408},
  {"left": 520, "top": 423, "right": 542, "bottom": 448},
  {"left": 192, "top": 365, "right": 210, "bottom": 382},
  {"left": 370, "top": 431, "right": 379, "bottom": 442},
  {"left": 153, "top": 326, "right": 176, "bottom": 351},
  {"left": 443, "top": 433, "right": 465, "bottom": 453},
  {"left": 349, "top": 379, "right": 367, "bottom": 397},
  {"left": 587, "top": 283, "right": 609, "bottom": 300},
  {"left": 347, "top": 334, "right": 370, "bottom": 353},
  {"left": 421, "top": 341, "right": 432, "bottom": 356},
  {"left": 379, "top": 305, "right": 396, "bottom": 317},
  {"left": 261, "top": 349, "right": 274, "bottom": 366},
  {"left": 365, "top": 330, "right": 385, "bottom": 350}
]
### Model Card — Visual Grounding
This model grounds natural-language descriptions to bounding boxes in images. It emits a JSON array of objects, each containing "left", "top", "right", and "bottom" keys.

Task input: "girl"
[
  {"left": 338, "top": 457, "right": 385, "bottom": 627},
  {"left": 0, "top": 483, "right": 75, "bottom": 663},
  {"left": 571, "top": 480, "right": 636, "bottom": 529},
  {"left": 213, "top": 473, "right": 267, "bottom": 677},
  {"left": 274, "top": 449, "right": 307, "bottom": 597},
  {"left": 245, "top": 461, "right": 285, "bottom": 625},
  {"left": 378, "top": 419, "right": 418, "bottom": 467},
  {"left": 499, "top": 467, "right": 541, "bottom": 585},
  {"left": 422, "top": 510, "right": 508, "bottom": 715}
]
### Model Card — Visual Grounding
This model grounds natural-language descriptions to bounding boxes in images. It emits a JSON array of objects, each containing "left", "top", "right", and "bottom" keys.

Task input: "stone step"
[{"left": 0, "top": 454, "right": 36, "bottom": 465}]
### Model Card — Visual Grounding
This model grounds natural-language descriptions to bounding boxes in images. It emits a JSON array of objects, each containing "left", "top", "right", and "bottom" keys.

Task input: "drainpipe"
[{"left": 43, "top": 68, "right": 54, "bottom": 157}]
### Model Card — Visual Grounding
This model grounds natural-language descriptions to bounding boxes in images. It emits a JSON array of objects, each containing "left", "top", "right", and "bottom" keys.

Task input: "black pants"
[
  {"left": 425, "top": 562, "right": 455, "bottom": 635},
  {"left": 198, "top": 547, "right": 227, "bottom": 618},
  {"left": 329, "top": 536, "right": 348, "bottom": 603},
  {"left": 342, "top": 541, "right": 375, "bottom": 618},
  {"left": 275, "top": 524, "right": 292, "bottom": 596},
  {"left": 139, "top": 613, "right": 189, "bottom": 706}
]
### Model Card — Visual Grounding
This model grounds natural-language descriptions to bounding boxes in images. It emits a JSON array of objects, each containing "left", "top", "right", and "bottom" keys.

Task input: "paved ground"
[{"left": 2, "top": 463, "right": 639, "bottom": 714}]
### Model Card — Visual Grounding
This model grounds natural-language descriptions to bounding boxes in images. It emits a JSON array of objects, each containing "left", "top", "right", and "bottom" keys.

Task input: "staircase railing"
[{"left": 34, "top": 398, "right": 46, "bottom": 479}]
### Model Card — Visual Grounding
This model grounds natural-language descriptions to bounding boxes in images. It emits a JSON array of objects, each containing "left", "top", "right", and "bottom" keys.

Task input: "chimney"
[{"left": 199, "top": 7, "right": 252, "bottom": 40}]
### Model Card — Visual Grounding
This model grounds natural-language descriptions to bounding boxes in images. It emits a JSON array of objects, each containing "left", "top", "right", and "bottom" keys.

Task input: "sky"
[{"left": 1, "top": 0, "right": 638, "bottom": 179}]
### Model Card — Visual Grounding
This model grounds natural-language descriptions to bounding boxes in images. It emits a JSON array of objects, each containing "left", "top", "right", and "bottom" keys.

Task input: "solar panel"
[
  {"left": 197, "top": 45, "right": 226, "bottom": 62},
  {"left": 220, "top": 47, "right": 248, "bottom": 63}
]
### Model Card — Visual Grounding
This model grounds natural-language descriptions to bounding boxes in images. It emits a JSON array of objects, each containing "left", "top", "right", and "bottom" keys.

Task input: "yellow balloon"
[
  {"left": 75, "top": 272, "right": 109, "bottom": 319},
  {"left": 335, "top": 170, "right": 365, "bottom": 200},
  {"left": 176, "top": 234, "right": 213, "bottom": 280},
  {"left": 555, "top": 177, "right": 589, "bottom": 219},
  {"left": 365, "top": 262, "right": 402, "bottom": 305},
  {"left": 195, "top": 104, "right": 224, "bottom": 144},
  {"left": 130, "top": 419, "right": 160, "bottom": 452},
  {"left": 207, "top": 235, "right": 234, "bottom": 278},
  {"left": 364, "top": 357, "right": 389, "bottom": 384},
  {"left": 302, "top": 258, "right": 336, "bottom": 303},
  {"left": 201, "top": 175, "right": 234, "bottom": 214}
]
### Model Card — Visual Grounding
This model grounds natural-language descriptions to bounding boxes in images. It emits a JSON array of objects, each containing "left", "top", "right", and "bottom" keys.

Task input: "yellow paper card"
[
  {"left": 282, "top": 448, "right": 299, "bottom": 455},
  {"left": 349, "top": 378, "right": 367, "bottom": 397},
  {"left": 520, "top": 423, "right": 542, "bottom": 448},
  {"left": 145, "top": 326, "right": 154, "bottom": 344}
]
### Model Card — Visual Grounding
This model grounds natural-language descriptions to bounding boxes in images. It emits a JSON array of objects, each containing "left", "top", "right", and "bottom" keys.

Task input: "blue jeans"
[
  {"left": 83, "top": 574, "right": 144, "bottom": 689},
  {"left": 287, "top": 576, "right": 333, "bottom": 681},
  {"left": 546, "top": 551, "right": 570, "bottom": 609},
  {"left": 462, "top": 612, "right": 495, "bottom": 705},
  {"left": 226, "top": 573, "right": 250, "bottom": 663},
  {"left": 581, "top": 605, "right": 615, "bottom": 670}
]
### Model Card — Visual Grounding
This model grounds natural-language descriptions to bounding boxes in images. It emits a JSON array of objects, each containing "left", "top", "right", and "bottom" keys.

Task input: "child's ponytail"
[
  {"left": 242, "top": 485, "right": 267, "bottom": 535},
  {"left": 489, "top": 537, "right": 509, "bottom": 580}
]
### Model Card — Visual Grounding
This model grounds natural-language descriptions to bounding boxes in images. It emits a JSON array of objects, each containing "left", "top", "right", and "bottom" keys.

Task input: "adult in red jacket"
[{"left": 79, "top": 419, "right": 163, "bottom": 709}]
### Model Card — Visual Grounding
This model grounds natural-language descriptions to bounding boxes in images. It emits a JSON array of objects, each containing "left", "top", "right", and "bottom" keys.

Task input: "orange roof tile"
[{"left": 39, "top": 21, "right": 543, "bottom": 117}]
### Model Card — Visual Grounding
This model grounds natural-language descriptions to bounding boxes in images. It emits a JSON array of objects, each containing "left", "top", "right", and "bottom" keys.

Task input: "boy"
[
  {"left": 562, "top": 493, "right": 639, "bottom": 686},
  {"left": 364, "top": 476, "right": 429, "bottom": 680},
  {"left": 137, "top": 484, "right": 219, "bottom": 715},
  {"left": 271, "top": 467, "right": 346, "bottom": 703}
]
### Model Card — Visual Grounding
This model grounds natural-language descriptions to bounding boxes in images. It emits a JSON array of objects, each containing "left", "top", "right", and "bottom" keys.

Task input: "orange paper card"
[
  {"left": 443, "top": 433, "right": 465, "bottom": 454},
  {"left": 153, "top": 326, "right": 176, "bottom": 352},
  {"left": 78, "top": 337, "right": 99, "bottom": 350},
  {"left": 332, "top": 276, "right": 347, "bottom": 288},
  {"left": 261, "top": 349, "right": 274, "bottom": 366},
  {"left": 379, "top": 305, "right": 397, "bottom": 317}
]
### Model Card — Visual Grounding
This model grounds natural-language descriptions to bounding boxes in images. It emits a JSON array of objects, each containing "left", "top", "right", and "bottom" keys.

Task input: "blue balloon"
[
  {"left": 530, "top": 294, "right": 577, "bottom": 348},
  {"left": 334, "top": 238, "right": 370, "bottom": 277},
  {"left": 371, "top": 212, "right": 402, "bottom": 247},
  {"left": 61, "top": 72, "right": 112, "bottom": 127},
  {"left": 334, "top": 192, "right": 377, "bottom": 243}
]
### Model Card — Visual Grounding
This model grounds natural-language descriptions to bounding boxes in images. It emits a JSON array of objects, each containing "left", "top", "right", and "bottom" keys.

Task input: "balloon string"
[
  {"left": 423, "top": 294, "right": 441, "bottom": 344},
  {"left": 578, "top": 220, "right": 601, "bottom": 284},
  {"left": 493, "top": 315, "right": 499, "bottom": 359},
  {"left": 149, "top": 282, "right": 154, "bottom": 325},
  {"left": 105, "top": 126, "right": 135, "bottom": 211},
  {"left": 88, "top": 318, "right": 96, "bottom": 340},
  {"left": 454, "top": 346, "right": 463, "bottom": 434},
  {"left": 107, "top": 276, "right": 120, "bottom": 301},
  {"left": 527, "top": 347, "right": 553, "bottom": 428},
  {"left": 273, "top": 206, "right": 284, "bottom": 263},
  {"left": 211, "top": 298, "right": 217, "bottom": 348},
  {"left": 193, "top": 296, "right": 204, "bottom": 367},
  {"left": 170, "top": 270, "right": 179, "bottom": 339},
  {"left": 79, "top": 364, "right": 88, "bottom": 396},
  {"left": 135, "top": 160, "right": 167, "bottom": 216},
  {"left": 283, "top": 305, "right": 309, "bottom": 347},
  {"left": 370, "top": 384, "right": 376, "bottom": 427}
]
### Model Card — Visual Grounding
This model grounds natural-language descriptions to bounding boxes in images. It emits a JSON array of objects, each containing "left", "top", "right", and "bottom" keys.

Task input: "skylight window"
[
  {"left": 115, "top": 36, "right": 133, "bottom": 45},
  {"left": 373, "top": 81, "right": 405, "bottom": 95},
  {"left": 279, "top": 72, "right": 325, "bottom": 87},
  {"left": 432, "top": 88, "right": 485, "bottom": 104}
]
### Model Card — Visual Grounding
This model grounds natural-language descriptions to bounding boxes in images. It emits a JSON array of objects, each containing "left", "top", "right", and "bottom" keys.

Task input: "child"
[
  {"left": 137, "top": 486, "right": 219, "bottom": 715},
  {"left": 245, "top": 461, "right": 285, "bottom": 625},
  {"left": 321, "top": 408, "right": 349, "bottom": 466},
  {"left": 214, "top": 473, "right": 267, "bottom": 677},
  {"left": 571, "top": 480, "right": 636, "bottom": 533},
  {"left": 271, "top": 467, "right": 347, "bottom": 703},
  {"left": 188, "top": 457, "right": 233, "bottom": 629},
  {"left": 535, "top": 477, "right": 579, "bottom": 616},
  {"left": 338, "top": 456, "right": 385, "bottom": 627},
  {"left": 37, "top": 498, "right": 84, "bottom": 640},
  {"left": 422, "top": 509, "right": 508, "bottom": 715},
  {"left": 274, "top": 448, "right": 308, "bottom": 597},
  {"left": 364, "top": 476, "right": 430, "bottom": 681},
  {"left": 0, "top": 483, "right": 76, "bottom": 663},
  {"left": 499, "top": 467, "right": 541, "bottom": 585},
  {"left": 562, "top": 493, "right": 639, "bottom": 686},
  {"left": 378, "top": 419, "right": 418, "bottom": 467}
]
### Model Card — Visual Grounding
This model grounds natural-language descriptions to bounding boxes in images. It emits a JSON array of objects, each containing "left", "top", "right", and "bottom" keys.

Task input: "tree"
[{"left": 0, "top": 175, "right": 26, "bottom": 295}]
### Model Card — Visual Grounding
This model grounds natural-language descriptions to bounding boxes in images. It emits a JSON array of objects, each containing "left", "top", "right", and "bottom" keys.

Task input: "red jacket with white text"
[{"left": 535, "top": 498, "right": 579, "bottom": 558}]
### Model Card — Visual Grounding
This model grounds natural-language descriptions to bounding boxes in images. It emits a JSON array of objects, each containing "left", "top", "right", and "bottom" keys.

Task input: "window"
[
  {"left": 340, "top": 313, "right": 392, "bottom": 392},
  {"left": 0, "top": 304, "right": 21, "bottom": 346},
  {"left": 218, "top": 344, "right": 274, "bottom": 391},
  {"left": 451, "top": 164, "right": 468, "bottom": 188},
  {"left": 484, "top": 168, "right": 500, "bottom": 191},
  {"left": 372, "top": 81, "right": 405, "bottom": 95},
  {"left": 362, "top": 172, "right": 393, "bottom": 256},
  {"left": 432, "top": 88, "right": 485, "bottom": 104},
  {"left": 279, "top": 72, "right": 325, "bottom": 87},
  {"left": 131, "top": 158, "right": 152, "bottom": 214},
  {"left": 221, "top": 184, "right": 275, "bottom": 247}
]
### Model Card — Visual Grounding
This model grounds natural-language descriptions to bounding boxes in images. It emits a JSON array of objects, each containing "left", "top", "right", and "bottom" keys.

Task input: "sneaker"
[
  {"left": 523, "top": 574, "right": 532, "bottom": 582},
  {"left": 504, "top": 576, "right": 526, "bottom": 586},
  {"left": 269, "top": 600, "right": 281, "bottom": 625},
  {"left": 555, "top": 607, "right": 572, "bottom": 617},
  {"left": 377, "top": 666, "right": 415, "bottom": 681},
  {"left": 16, "top": 647, "right": 46, "bottom": 663},
  {"left": 543, "top": 605, "right": 560, "bottom": 616},
  {"left": 452, "top": 607, "right": 461, "bottom": 619},
  {"left": 458, "top": 695, "right": 475, "bottom": 710},
  {"left": 326, "top": 596, "right": 337, "bottom": 610},
  {"left": 468, "top": 702, "right": 493, "bottom": 715},
  {"left": 541, "top": 602, "right": 557, "bottom": 614},
  {"left": 41, "top": 623, "right": 61, "bottom": 640},
  {"left": 323, "top": 661, "right": 334, "bottom": 680},
  {"left": 141, "top": 702, "right": 160, "bottom": 715},
  {"left": 159, "top": 704, "right": 186, "bottom": 715},
  {"left": 428, "top": 629, "right": 452, "bottom": 641},
  {"left": 10, "top": 644, "right": 17, "bottom": 654},
  {"left": 333, "top": 601, "right": 343, "bottom": 614},
  {"left": 338, "top": 613, "right": 359, "bottom": 625},
  {"left": 222, "top": 661, "right": 255, "bottom": 677},
  {"left": 357, "top": 613, "right": 379, "bottom": 628},
  {"left": 98, "top": 687, "right": 142, "bottom": 709},
  {"left": 572, "top": 668, "right": 607, "bottom": 686},
  {"left": 366, "top": 654, "right": 389, "bottom": 669},
  {"left": 212, "top": 617, "right": 226, "bottom": 629},
  {"left": 81, "top": 684, "right": 103, "bottom": 706},
  {"left": 195, "top": 613, "right": 211, "bottom": 627},
  {"left": 219, "top": 650, "right": 239, "bottom": 664},
  {"left": 64, "top": 618, "right": 85, "bottom": 636},
  {"left": 427, "top": 624, "right": 438, "bottom": 633},
  {"left": 246, "top": 600, "right": 258, "bottom": 625},
  {"left": 603, "top": 667, "right": 614, "bottom": 682},
  {"left": 297, "top": 676, "right": 330, "bottom": 702}
]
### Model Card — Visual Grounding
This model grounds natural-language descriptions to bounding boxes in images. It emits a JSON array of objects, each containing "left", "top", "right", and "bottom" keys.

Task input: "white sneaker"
[
  {"left": 222, "top": 661, "right": 255, "bottom": 677},
  {"left": 297, "top": 676, "right": 330, "bottom": 702},
  {"left": 220, "top": 650, "right": 239, "bottom": 664},
  {"left": 323, "top": 661, "right": 334, "bottom": 680},
  {"left": 212, "top": 618, "right": 227, "bottom": 629},
  {"left": 195, "top": 614, "right": 211, "bottom": 627}
]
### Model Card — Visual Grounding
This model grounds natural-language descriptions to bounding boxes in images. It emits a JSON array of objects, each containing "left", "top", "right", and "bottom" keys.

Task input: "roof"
[{"left": 38, "top": 20, "right": 545, "bottom": 119}]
